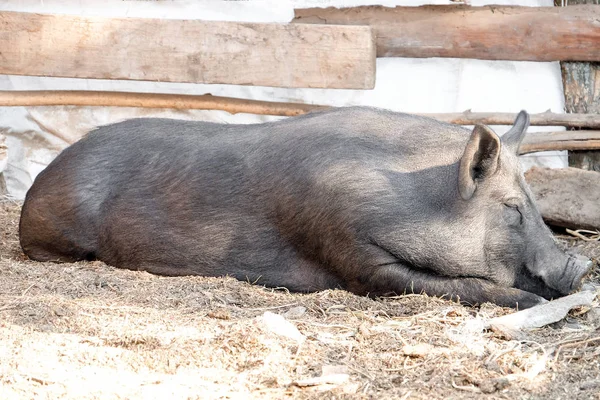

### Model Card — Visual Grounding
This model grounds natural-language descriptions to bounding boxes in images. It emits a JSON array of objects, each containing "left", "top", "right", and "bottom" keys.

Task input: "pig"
[{"left": 19, "top": 107, "right": 592, "bottom": 309}]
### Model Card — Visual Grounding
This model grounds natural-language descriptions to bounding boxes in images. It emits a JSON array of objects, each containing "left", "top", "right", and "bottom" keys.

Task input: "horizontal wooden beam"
[
  {"left": 0, "top": 11, "right": 375, "bottom": 89},
  {"left": 3, "top": 91, "right": 600, "bottom": 129},
  {"left": 520, "top": 131, "right": 600, "bottom": 154},
  {"left": 522, "top": 140, "right": 600, "bottom": 154},
  {"left": 294, "top": 5, "right": 600, "bottom": 62}
]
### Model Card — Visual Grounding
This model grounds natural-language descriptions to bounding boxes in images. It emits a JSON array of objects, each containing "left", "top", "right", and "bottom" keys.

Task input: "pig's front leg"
[{"left": 351, "top": 264, "right": 546, "bottom": 309}]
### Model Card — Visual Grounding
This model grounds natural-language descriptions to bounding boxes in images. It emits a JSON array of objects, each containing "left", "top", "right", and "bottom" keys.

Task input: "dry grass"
[{"left": 0, "top": 201, "right": 599, "bottom": 400}]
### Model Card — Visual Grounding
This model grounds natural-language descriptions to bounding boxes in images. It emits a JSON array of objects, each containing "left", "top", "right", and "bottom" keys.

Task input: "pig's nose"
[{"left": 569, "top": 257, "right": 593, "bottom": 292}]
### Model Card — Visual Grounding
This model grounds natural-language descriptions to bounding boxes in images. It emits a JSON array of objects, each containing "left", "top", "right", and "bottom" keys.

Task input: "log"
[
  {"left": 0, "top": 11, "right": 375, "bottom": 89},
  {"left": 294, "top": 5, "right": 600, "bottom": 62},
  {"left": 520, "top": 131, "right": 600, "bottom": 154},
  {"left": 524, "top": 167, "right": 600, "bottom": 230},
  {"left": 3, "top": 91, "right": 600, "bottom": 129}
]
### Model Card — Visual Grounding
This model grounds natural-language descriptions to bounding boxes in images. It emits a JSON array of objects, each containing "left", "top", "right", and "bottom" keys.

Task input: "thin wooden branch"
[
  {"left": 419, "top": 111, "right": 600, "bottom": 129},
  {"left": 294, "top": 5, "right": 600, "bottom": 62},
  {"left": 3, "top": 91, "right": 600, "bottom": 129},
  {"left": 0, "top": 90, "right": 326, "bottom": 117}
]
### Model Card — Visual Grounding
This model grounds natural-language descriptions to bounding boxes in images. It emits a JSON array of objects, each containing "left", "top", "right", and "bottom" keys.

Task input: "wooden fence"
[{"left": 1, "top": 6, "right": 600, "bottom": 155}]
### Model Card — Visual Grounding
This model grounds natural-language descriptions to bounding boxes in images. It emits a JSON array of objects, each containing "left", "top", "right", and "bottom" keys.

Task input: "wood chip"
[{"left": 488, "top": 290, "right": 598, "bottom": 335}]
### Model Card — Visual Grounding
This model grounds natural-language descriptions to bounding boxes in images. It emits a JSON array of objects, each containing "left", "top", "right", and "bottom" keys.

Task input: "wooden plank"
[
  {"left": 0, "top": 11, "right": 375, "bottom": 89},
  {"left": 525, "top": 167, "right": 600, "bottom": 230},
  {"left": 520, "top": 131, "right": 600, "bottom": 154},
  {"left": 294, "top": 5, "right": 600, "bottom": 61}
]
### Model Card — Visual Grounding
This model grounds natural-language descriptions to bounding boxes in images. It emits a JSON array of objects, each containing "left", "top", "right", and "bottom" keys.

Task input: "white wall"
[{"left": 0, "top": 0, "right": 566, "bottom": 199}]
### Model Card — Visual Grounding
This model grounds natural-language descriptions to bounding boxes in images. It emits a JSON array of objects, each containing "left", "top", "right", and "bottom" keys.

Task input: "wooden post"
[{"left": 561, "top": 0, "right": 600, "bottom": 171}]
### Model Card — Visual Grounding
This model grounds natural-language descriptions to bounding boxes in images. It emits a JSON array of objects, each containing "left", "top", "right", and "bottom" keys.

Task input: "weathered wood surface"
[
  {"left": 561, "top": 0, "right": 600, "bottom": 170},
  {"left": 524, "top": 167, "right": 600, "bottom": 230},
  {"left": 488, "top": 291, "right": 597, "bottom": 340},
  {"left": 4, "top": 91, "right": 600, "bottom": 129},
  {"left": 520, "top": 131, "right": 600, "bottom": 154},
  {"left": 294, "top": 5, "right": 600, "bottom": 61},
  {"left": 0, "top": 11, "right": 375, "bottom": 89},
  {"left": 563, "top": 62, "right": 600, "bottom": 117}
]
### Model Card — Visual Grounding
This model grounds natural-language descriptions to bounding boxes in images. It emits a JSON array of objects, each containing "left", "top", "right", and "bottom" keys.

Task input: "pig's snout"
[
  {"left": 538, "top": 253, "right": 592, "bottom": 296},
  {"left": 561, "top": 255, "right": 593, "bottom": 294},
  {"left": 569, "top": 257, "right": 593, "bottom": 292}
]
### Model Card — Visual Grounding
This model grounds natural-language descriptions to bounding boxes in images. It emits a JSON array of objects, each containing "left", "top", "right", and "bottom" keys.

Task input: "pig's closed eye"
[{"left": 503, "top": 203, "right": 523, "bottom": 225}]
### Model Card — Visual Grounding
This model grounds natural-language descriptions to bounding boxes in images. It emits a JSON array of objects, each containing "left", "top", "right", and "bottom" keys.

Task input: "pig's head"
[{"left": 456, "top": 111, "right": 592, "bottom": 300}]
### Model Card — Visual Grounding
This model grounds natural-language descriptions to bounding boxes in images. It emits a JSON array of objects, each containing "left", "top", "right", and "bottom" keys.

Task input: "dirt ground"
[{"left": 1, "top": 201, "right": 599, "bottom": 400}]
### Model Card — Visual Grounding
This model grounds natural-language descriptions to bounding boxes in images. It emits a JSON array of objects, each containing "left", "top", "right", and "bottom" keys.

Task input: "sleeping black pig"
[{"left": 19, "top": 107, "right": 591, "bottom": 309}]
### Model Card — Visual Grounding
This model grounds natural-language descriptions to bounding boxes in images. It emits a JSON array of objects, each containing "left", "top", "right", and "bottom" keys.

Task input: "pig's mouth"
[{"left": 515, "top": 266, "right": 564, "bottom": 300}]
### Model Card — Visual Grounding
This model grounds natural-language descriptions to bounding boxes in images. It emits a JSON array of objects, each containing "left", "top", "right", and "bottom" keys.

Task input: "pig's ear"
[
  {"left": 501, "top": 110, "right": 530, "bottom": 154},
  {"left": 458, "top": 125, "right": 501, "bottom": 200}
]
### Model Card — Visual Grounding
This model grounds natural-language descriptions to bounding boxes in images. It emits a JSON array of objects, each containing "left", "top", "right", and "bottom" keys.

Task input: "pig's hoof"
[{"left": 516, "top": 293, "right": 547, "bottom": 310}]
